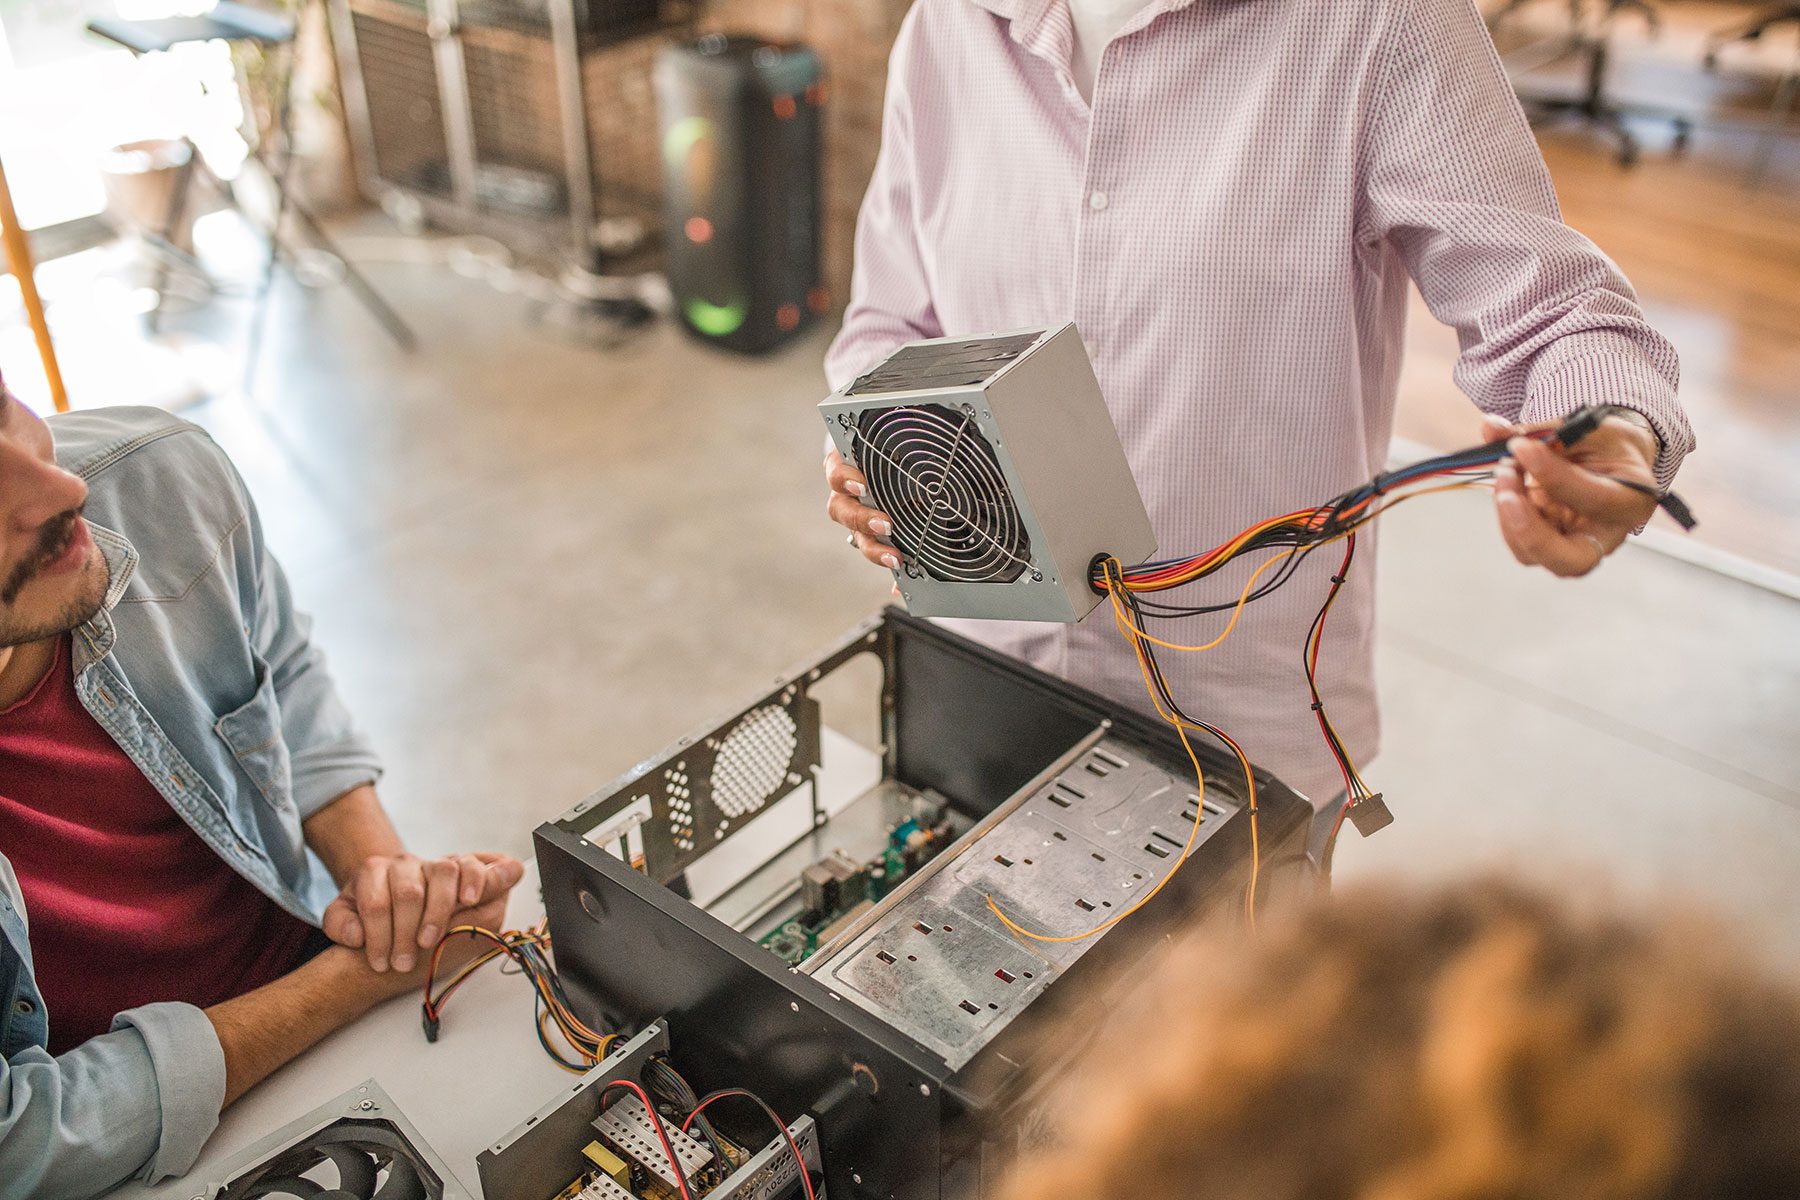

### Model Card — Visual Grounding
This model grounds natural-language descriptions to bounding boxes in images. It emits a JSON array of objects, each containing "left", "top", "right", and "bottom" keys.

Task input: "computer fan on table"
[
  {"left": 207, "top": 1080, "right": 472, "bottom": 1200},
  {"left": 821, "top": 323, "right": 1156, "bottom": 623}
]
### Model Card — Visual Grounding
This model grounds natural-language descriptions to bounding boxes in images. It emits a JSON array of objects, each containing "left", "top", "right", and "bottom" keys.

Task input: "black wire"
[
  {"left": 688, "top": 1089, "right": 812, "bottom": 1199},
  {"left": 647, "top": 1057, "right": 728, "bottom": 1183}
]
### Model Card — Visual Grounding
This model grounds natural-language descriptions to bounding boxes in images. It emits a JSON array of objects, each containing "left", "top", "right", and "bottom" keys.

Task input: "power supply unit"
[
  {"left": 205, "top": 1080, "right": 474, "bottom": 1200},
  {"left": 529, "top": 610, "right": 1310, "bottom": 1200},
  {"left": 820, "top": 325, "right": 1156, "bottom": 623},
  {"left": 479, "top": 1021, "right": 826, "bottom": 1200}
]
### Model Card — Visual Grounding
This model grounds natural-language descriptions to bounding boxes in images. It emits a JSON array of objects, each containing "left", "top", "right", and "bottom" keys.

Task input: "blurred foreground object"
[{"left": 1002, "top": 878, "right": 1800, "bottom": 1200}]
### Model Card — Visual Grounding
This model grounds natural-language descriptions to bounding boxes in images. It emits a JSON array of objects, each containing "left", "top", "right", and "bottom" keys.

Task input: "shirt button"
[
  {"left": 1089, "top": 190, "right": 1109, "bottom": 211},
  {"left": 14, "top": 998, "right": 34, "bottom": 1015}
]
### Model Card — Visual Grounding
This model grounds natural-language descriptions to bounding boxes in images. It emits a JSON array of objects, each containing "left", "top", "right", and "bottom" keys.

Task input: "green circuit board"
[{"left": 759, "top": 813, "right": 949, "bottom": 965}]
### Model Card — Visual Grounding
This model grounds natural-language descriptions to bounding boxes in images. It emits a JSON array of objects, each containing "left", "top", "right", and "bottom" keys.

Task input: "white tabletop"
[
  {"left": 109, "top": 864, "right": 565, "bottom": 1200},
  {"left": 111, "top": 730, "right": 885, "bottom": 1200}
]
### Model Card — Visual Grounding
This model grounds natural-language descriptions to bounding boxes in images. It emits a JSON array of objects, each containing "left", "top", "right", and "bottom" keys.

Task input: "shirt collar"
[
  {"left": 69, "top": 520, "right": 135, "bottom": 670},
  {"left": 88, "top": 520, "right": 138, "bottom": 612},
  {"left": 966, "top": 0, "right": 1205, "bottom": 53}
]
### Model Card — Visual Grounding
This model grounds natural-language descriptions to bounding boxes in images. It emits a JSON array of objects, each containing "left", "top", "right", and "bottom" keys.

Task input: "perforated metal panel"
[
  {"left": 569, "top": 686, "right": 823, "bottom": 882},
  {"left": 710, "top": 704, "right": 799, "bottom": 820}
]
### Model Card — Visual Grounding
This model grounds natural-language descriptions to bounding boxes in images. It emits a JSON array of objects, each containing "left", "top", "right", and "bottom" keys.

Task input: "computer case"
[{"left": 530, "top": 610, "right": 1311, "bottom": 1200}]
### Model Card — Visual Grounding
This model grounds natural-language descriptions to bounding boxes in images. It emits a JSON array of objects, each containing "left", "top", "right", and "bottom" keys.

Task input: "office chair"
[
  {"left": 1702, "top": 4, "right": 1800, "bottom": 185},
  {"left": 1703, "top": 5, "right": 1800, "bottom": 68},
  {"left": 87, "top": 0, "right": 415, "bottom": 385},
  {"left": 1490, "top": 0, "right": 1693, "bottom": 166}
]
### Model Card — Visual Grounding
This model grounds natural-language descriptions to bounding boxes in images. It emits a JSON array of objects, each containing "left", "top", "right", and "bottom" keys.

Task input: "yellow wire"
[
  {"left": 983, "top": 571, "right": 1261, "bottom": 943},
  {"left": 984, "top": 717, "right": 1216, "bottom": 944},
  {"left": 989, "top": 478, "right": 1488, "bottom": 944}
]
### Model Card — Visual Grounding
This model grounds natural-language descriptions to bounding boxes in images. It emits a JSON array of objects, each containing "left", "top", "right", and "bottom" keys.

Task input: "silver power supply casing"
[{"left": 820, "top": 323, "right": 1156, "bottom": 623}]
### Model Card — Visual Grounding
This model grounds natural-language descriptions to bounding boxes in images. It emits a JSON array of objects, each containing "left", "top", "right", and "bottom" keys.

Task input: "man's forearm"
[
  {"left": 205, "top": 946, "right": 399, "bottom": 1106},
  {"left": 302, "top": 784, "right": 405, "bottom": 885}
]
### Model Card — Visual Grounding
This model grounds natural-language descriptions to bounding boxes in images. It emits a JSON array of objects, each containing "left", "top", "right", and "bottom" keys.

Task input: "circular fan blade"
[
  {"left": 371, "top": 1153, "right": 428, "bottom": 1200},
  {"left": 321, "top": 1144, "right": 378, "bottom": 1198},
  {"left": 854, "top": 403, "right": 1030, "bottom": 584},
  {"left": 239, "top": 1177, "right": 325, "bottom": 1199}
]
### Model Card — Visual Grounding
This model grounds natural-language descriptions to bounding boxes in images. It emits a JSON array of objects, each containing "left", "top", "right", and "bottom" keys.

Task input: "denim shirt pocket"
[{"left": 214, "top": 660, "right": 296, "bottom": 818}]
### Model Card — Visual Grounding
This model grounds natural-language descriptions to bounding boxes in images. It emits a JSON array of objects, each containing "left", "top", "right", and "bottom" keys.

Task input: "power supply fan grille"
[
  {"left": 218, "top": 1120, "right": 440, "bottom": 1200},
  {"left": 710, "top": 705, "right": 799, "bottom": 819},
  {"left": 853, "top": 404, "right": 1031, "bottom": 584}
]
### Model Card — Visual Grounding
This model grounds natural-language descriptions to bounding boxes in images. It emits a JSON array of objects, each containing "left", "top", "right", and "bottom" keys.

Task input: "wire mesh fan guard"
[
  {"left": 710, "top": 705, "right": 800, "bottom": 819},
  {"left": 853, "top": 404, "right": 1032, "bottom": 584}
]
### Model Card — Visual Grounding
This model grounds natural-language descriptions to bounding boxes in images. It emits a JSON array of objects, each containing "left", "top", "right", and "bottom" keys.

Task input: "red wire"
[
  {"left": 683, "top": 1090, "right": 817, "bottom": 1200},
  {"left": 603, "top": 1080, "right": 696, "bottom": 1200}
]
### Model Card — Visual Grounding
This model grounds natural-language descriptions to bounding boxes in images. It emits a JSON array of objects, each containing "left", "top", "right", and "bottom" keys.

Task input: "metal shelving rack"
[{"left": 327, "top": 0, "right": 694, "bottom": 271}]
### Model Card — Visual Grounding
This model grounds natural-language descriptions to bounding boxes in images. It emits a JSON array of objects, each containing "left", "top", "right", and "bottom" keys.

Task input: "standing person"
[{"left": 822, "top": 0, "right": 1693, "bottom": 856}]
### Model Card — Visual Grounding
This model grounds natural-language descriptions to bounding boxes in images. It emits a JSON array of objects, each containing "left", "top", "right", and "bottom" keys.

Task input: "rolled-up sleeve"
[
  {"left": 822, "top": 5, "right": 944, "bottom": 392},
  {"left": 1358, "top": 0, "right": 1693, "bottom": 489},
  {"left": 1, "top": 1003, "right": 224, "bottom": 1200}
]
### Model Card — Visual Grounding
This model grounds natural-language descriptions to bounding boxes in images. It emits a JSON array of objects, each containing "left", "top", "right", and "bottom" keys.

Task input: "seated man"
[
  {"left": 1001, "top": 879, "right": 1800, "bottom": 1200},
  {"left": 0, "top": 384, "right": 523, "bottom": 1200}
]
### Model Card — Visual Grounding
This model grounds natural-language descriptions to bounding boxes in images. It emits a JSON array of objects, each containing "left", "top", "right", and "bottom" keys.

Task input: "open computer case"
[{"left": 521, "top": 609, "right": 1310, "bottom": 1200}]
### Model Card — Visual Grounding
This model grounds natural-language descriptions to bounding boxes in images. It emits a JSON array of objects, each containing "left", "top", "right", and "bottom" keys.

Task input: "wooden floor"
[{"left": 1397, "top": 0, "right": 1800, "bottom": 578}]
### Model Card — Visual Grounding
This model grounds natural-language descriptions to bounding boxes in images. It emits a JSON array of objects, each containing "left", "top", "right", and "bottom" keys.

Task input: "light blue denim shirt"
[{"left": 0, "top": 407, "right": 382, "bottom": 1200}]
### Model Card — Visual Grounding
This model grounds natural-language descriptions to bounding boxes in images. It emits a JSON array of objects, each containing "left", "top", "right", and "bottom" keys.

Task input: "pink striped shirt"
[{"left": 824, "top": 0, "right": 1692, "bottom": 809}]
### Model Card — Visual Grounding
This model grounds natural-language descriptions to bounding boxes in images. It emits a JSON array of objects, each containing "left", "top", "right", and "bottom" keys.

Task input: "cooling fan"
[
  {"left": 822, "top": 324, "right": 1155, "bottom": 623},
  {"left": 208, "top": 1081, "right": 472, "bottom": 1200}
]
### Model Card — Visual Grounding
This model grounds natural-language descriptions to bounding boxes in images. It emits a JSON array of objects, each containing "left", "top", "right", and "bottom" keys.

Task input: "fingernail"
[
  {"left": 463, "top": 885, "right": 479, "bottom": 904},
  {"left": 345, "top": 917, "right": 362, "bottom": 942},
  {"left": 881, "top": 553, "right": 900, "bottom": 569},
  {"left": 870, "top": 518, "right": 892, "bottom": 537},
  {"left": 846, "top": 481, "right": 865, "bottom": 497},
  {"left": 394, "top": 953, "right": 415, "bottom": 973},
  {"left": 372, "top": 958, "right": 388, "bottom": 974},
  {"left": 1495, "top": 461, "right": 1516, "bottom": 479},
  {"left": 419, "top": 925, "right": 439, "bottom": 947},
  {"left": 1506, "top": 436, "right": 1530, "bottom": 454}
]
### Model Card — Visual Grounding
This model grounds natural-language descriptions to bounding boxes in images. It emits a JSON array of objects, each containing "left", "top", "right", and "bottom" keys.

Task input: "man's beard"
[{"left": 0, "top": 510, "right": 108, "bottom": 648}]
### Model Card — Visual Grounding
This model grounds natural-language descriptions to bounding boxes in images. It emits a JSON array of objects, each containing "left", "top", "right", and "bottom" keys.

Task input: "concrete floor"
[{"left": 44, "top": 244, "right": 1800, "bottom": 965}]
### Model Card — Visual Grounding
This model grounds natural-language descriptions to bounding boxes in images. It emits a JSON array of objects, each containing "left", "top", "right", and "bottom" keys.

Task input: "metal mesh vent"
[
  {"left": 709, "top": 706, "right": 798, "bottom": 820},
  {"left": 853, "top": 404, "right": 1031, "bottom": 585}
]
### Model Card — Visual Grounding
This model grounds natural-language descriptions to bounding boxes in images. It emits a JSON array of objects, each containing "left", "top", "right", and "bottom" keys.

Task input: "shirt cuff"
[
  {"left": 111, "top": 1002, "right": 226, "bottom": 1182},
  {"left": 290, "top": 749, "right": 385, "bottom": 821},
  {"left": 1520, "top": 335, "right": 1692, "bottom": 492}
]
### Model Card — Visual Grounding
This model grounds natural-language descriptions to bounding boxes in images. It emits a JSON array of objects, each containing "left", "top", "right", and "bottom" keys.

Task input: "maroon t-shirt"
[{"left": 0, "top": 636, "right": 316, "bottom": 1053}]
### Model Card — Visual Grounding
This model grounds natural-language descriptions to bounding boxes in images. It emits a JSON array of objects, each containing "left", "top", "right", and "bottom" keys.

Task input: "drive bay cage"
[{"left": 524, "top": 610, "right": 1309, "bottom": 1200}]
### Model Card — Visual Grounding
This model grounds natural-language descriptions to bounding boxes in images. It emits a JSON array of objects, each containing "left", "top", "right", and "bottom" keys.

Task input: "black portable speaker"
[{"left": 655, "top": 34, "right": 824, "bottom": 354}]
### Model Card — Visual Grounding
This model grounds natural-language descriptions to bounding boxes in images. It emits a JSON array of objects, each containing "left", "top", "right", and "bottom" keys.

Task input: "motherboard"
[{"left": 757, "top": 807, "right": 953, "bottom": 966}]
